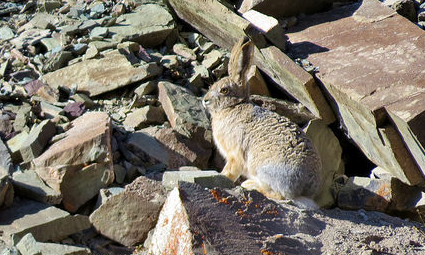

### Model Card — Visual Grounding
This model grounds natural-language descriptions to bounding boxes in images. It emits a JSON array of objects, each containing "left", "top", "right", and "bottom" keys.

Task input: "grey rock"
[
  {"left": 72, "top": 43, "right": 88, "bottom": 55},
  {"left": 160, "top": 55, "right": 179, "bottom": 69},
  {"left": 10, "top": 29, "right": 51, "bottom": 49},
  {"left": 94, "top": 187, "right": 125, "bottom": 209},
  {"left": 391, "top": 0, "right": 417, "bottom": 22},
  {"left": 0, "top": 139, "right": 13, "bottom": 176},
  {"left": 134, "top": 81, "right": 157, "bottom": 96},
  {"left": 90, "top": 3, "right": 105, "bottom": 18},
  {"left": 6, "top": 131, "right": 29, "bottom": 163},
  {"left": 70, "top": 93, "right": 94, "bottom": 108},
  {"left": 42, "top": 51, "right": 74, "bottom": 73},
  {"left": 16, "top": 233, "right": 41, "bottom": 255},
  {"left": 12, "top": 170, "right": 62, "bottom": 205},
  {"left": 29, "top": 13, "right": 57, "bottom": 30},
  {"left": 0, "top": 26, "right": 15, "bottom": 40},
  {"left": 90, "top": 176, "right": 167, "bottom": 246},
  {"left": 201, "top": 49, "right": 222, "bottom": 70},
  {"left": 0, "top": 199, "right": 90, "bottom": 246},
  {"left": 0, "top": 174, "right": 13, "bottom": 208},
  {"left": 90, "top": 27, "right": 109, "bottom": 39},
  {"left": 113, "top": 164, "right": 126, "bottom": 184},
  {"left": 39, "top": 101, "right": 64, "bottom": 119},
  {"left": 40, "top": 38, "right": 61, "bottom": 52},
  {"left": 20, "top": 119, "right": 56, "bottom": 163},
  {"left": 108, "top": 4, "right": 175, "bottom": 47},
  {"left": 13, "top": 105, "right": 31, "bottom": 133},
  {"left": 37, "top": 242, "right": 90, "bottom": 255},
  {"left": 162, "top": 170, "right": 234, "bottom": 190},
  {"left": 37, "top": 0, "right": 62, "bottom": 13},
  {"left": 123, "top": 105, "right": 165, "bottom": 129},
  {"left": 173, "top": 43, "right": 197, "bottom": 60}
]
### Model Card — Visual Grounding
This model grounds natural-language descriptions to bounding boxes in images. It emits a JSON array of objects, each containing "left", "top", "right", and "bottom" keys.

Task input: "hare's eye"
[{"left": 219, "top": 87, "right": 229, "bottom": 94}]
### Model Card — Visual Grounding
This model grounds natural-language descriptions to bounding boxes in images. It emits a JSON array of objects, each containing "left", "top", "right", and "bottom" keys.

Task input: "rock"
[
  {"left": 0, "top": 139, "right": 13, "bottom": 176},
  {"left": 42, "top": 51, "right": 74, "bottom": 73},
  {"left": 123, "top": 105, "right": 165, "bottom": 129},
  {"left": 0, "top": 26, "right": 15, "bottom": 40},
  {"left": 134, "top": 81, "right": 157, "bottom": 96},
  {"left": 108, "top": 4, "right": 175, "bottom": 47},
  {"left": 157, "top": 81, "right": 211, "bottom": 141},
  {"left": 94, "top": 187, "right": 125, "bottom": 209},
  {"left": 89, "top": 176, "right": 167, "bottom": 247},
  {"left": 40, "top": 38, "right": 61, "bottom": 52},
  {"left": 173, "top": 43, "right": 197, "bottom": 61},
  {"left": 201, "top": 50, "right": 222, "bottom": 70},
  {"left": 126, "top": 126, "right": 212, "bottom": 169},
  {"left": 6, "top": 131, "right": 29, "bottom": 163},
  {"left": 33, "top": 112, "right": 114, "bottom": 212},
  {"left": 16, "top": 233, "right": 41, "bottom": 255},
  {"left": 63, "top": 101, "right": 85, "bottom": 118},
  {"left": 0, "top": 174, "right": 13, "bottom": 208},
  {"left": 37, "top": 242, "right": 90, "bottom": 255},
  {"left": 39, "top": 101, "right": 64, "bottom": 119},
  {"left": 391, "top": 0, "right": 417, "bottom": 22},
  {"left": 37, "top": 0, "right": 62, "bottom": 13},
  {"left": 168, "top": 0, "right": 335, "bottom": 123},
  {"left": 12, "top": 170, "right": 62, "bottom": 205},
  {"left": 241, "top": 10, "right": 287, "bottom": 51},
  {"left": 160, "top": 55, "right": 179, "bottom": 69},
  {"left": 0, "top": 114, "right": 13, "bottom": 139},
  {"left": 70, "top": 93, "right": 94, "bottom": 108},
  {"left": 29, "top": 13, "right": 57, "bottom": 30},
  {"left": 286, "top": 0, "right": 425, "bottom": 186},
  {"left": 162, "top": 170, "right": 234, "bottom": 190},
  {"left": 42, "top": 49, "right": 163, "bottom": 97},
  {"left": 20, "top": 119, "right": 56, "bottom": 163},
  {"left": 238, "top": 0, "right": 350, "bottom": 17},
  {"left": 90, "top": 27, "right": 109, "bottom": 40},
  {"left": 113, "top": 164, "right": 126, "bottom": 184},
  {"left": 10, "top": 29, "right": 51, "bottom": 49},
  {"left": 304, "top": 119, "right": 344, "bottom": 208},
  {"left": 246, "top": 65, "right": 270, "bottom": 96},
  {"left": 144, "top": 182, "right": 425, "bottom": 255},
  {"left": 0, "top": 199, "right": 90, "bottom": 246},
  {"left": 250, "top": 94, "right": 316, "bottom": 126}
]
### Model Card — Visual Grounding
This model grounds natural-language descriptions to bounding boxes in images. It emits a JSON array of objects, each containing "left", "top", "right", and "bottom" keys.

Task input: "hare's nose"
[{"left": 202, "top": 99, "right": 209, "bottom": 108}]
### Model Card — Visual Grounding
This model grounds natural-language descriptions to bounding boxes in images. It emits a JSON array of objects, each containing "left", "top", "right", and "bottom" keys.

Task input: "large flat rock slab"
[
  {"left": 42, "top": 49, "right": 162, "bottom": 97},
  {"left": 287, "top": 0, "right": 425, "bottom": 185}
]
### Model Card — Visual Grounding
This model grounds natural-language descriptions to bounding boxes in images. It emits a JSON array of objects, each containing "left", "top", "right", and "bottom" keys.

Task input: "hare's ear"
[{"left": 228, "top": 37, "right": 254, "bottom": 88}]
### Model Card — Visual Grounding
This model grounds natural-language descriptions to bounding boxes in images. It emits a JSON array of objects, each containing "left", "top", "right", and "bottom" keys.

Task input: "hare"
[{"left": 202, "top": 37, "right": 322, "bottom": 209}]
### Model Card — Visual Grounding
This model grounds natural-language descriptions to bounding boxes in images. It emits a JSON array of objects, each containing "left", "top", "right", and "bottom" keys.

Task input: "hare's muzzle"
[{"left": 202, "top": 98, "right": 210, "bottom": 108}]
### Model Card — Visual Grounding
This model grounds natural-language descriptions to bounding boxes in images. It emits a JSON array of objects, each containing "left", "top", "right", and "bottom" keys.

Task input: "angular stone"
[
  {"left": 162, "top": 170, "right": 234, "bottom": 190},
  {"left": 242, "top": 10, "right": 286, "bottom": 51},
  {"left": 391, "top": 0, "right": 417, "bottom": 22},
  {"left": 0, "top": 174, "right": 13, "bottom": 208},
  {"left": 146, "top": 182, "right": 425, "bottom": 255},
  {"left": 160, "top": 55, "right": 179, "bottom": 69},
  {"left": 126, "top": 126, "right": 212, "bottom": 169},
  {"left": 304, "top": 119, "right": 344, "bottom": 208},
  {"left": 29, "top": 13, "right": 57, "bottom": 30},
  {"left": 10, "top": 29, "right": 51, "bottom": 49},
  {"left": 90, "top": 176, "right": 167, "bottom": 247},
  {"left": 0, "top": 139, "right": 13, "bottom": 176},
  {"left": 0, "top": 199, "right": 90, "bottom": 246},
  {"left": 108, "top": 4, "right": 175, "bottom": 47},
  {"left": 42, "top": 50, "right": 162, "bottom": 97},
  {"left": 16, "top": 233, "right": 41, "bottom": 255},
  {"left": 12, "top": 170, "right": 62, "bottom": 205},
  {"left": 173, "top": 43, "right": 197, "bottom": 60},
  {"left": 94, "top": 187, "right": 125, "bottom": 209},
  {"left": 40, "top": 38, "right": 61, "bottom": 52},
  {"left": 39, "top": 101, "right": 64, "bottom": 119},
  {"left": 0, "top": 26, "right": 15, "bottom": 40},
  {"left": 42, "top": 51, "right": 74, "bottom": 73},
  {"left": 157, "top": 81, "right": 211, "bottom": 140},
  {"left": 238, "top": 0, "right": 350, "bottom": 17},
  {"left": 33, "top": 112, "right": 114, "bottom": 212},
  {"left": 201, "top": 50, "right": 222, "bottom": 70},
  {"left": 286, "top": 0, "right": 425, "bottom": 185},
  {"left": 134, "top": 81, "right": 157, "bottom": 96},
  {"left": 123, "top": 105, "right": 165, "bottom": 129},
  {"left": 90, "top": 27, "right": 109, "bottom": 39},
  {"left": 37, "top": 242, "right": 90, "bottom": 255},
  {"left": 6, "top": 131, "right": 29, "bottom": 163},
  {"left": 246, "top": 65, "right": 270, "bottom": 96},
  {"left": 20, "top": 120, "right": 56, "bottom": 163},
  {"left": 168, "top": 0, "right": 335, "bottom": 123},
  {"left": 70, "top": 93, "right": 94, "bottom": 108}
]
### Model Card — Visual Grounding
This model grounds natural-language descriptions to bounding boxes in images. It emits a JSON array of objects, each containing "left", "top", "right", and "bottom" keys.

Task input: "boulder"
[
  {"left": 90, "top": 176, "right": 167, "bottom": 246},
  {"left": 16, "top": 233, "right": 42, "bottom": 255},
  {"left": 162, "top": 170, "right": 234, "bottom": 190},
  {"left": 144, "top": 182, "right": 425, "bottom": 255},
  {"left": 286, "top": 0, "right": 425, "bottom": 185},
  {"left": 33, "top": 112, "right": 114, "bottom": 212},
  {"left": 7, "top": 131, "right": 29, "bottom": 163},
  {"left": 19, "top": 119, "right": 56, "bottom": 163},
  {"left": 123, "top": 105, "right": 166, "bottom": 130},
  {"left": 42, "top": 49, "right": 162, "bottom": 97},
  {"left": 0, "top": 199, "right": 90, "bottom": 246},
  {"left": 126, "top": 126, "right": 212, "bottom": 169},
  {"left": 108, "top": 4, "right": 175, "bottom": 47}
]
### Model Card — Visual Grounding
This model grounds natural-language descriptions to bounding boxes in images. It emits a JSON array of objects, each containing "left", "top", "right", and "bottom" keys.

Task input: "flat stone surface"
[
  {"left": 33, "top": 112, "right": 114, "bottom": 212},
  {"left": 0, "top": 138, "right": 13, "bottom": 176},
  {"left": 37, "top": 242, "right": 90, "bottom": 255},
  {"left": 287, "top": 0, "right": 425, "bottom": 185},
  {"left": 42, "top": 49, "right": 162, "bottom": 97},
  {"left": 20, "top": 119, "right": 56, "bottom": 163},
  {"left": 162, "top": 170, "right": 234, "bottom": 190},
  {"left": 16, "top": 233, "right": 41, "bottom": 255},
  {"left": 0, "top": 199, "right": 90, "bottom": 246},
  {"left": 89, "top": 176, "right": 167, "bottom": 246}
]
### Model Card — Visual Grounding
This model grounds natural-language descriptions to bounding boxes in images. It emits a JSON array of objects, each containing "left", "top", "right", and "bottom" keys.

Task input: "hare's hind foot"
[{"left": 241, "top": 179, "right": 284, "bottom": 200}]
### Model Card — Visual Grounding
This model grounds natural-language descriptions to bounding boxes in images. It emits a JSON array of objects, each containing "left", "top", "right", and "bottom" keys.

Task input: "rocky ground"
[{"left": 1, "top": 0, "right": 425, "bottom": 254}]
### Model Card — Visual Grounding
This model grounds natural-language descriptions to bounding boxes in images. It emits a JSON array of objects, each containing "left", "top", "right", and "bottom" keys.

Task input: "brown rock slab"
[
  {"left": 126, "top": 126, "right": 211, "bottom": 169},
  {"left": 246, "top": 65, "right": 270, "bottom": 96},
  {"left": 167, "top": 0, "right": 335, "bottom": 123},
  {"left": 123, "top": 105, "right": 165, "bottom": 130},
  {"left": 42, "top": 50, "right": 162, "bottom": 97},
  {"left": 286, "top": 0, "right": 425, "bottom": 185},
  {"left": 0, "top": 199, "right": 90, "bottom": 246},
  {"left": 144, "top": 182, "right": 425, "bottom": 255},
  {"left": 20, "top": 119, "right": 56, "bottom": 163},
  {"left": 33, "top": 112, "right": 114, "bottom": 212},
  {"left": 89, "top": 176, "right": 167, "bottom": 247}
]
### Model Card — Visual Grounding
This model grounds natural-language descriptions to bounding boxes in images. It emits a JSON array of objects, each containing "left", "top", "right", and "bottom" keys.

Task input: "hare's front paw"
[{"left": 221, "top": 158, "right": 243, "bottom": 182}]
